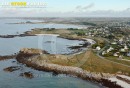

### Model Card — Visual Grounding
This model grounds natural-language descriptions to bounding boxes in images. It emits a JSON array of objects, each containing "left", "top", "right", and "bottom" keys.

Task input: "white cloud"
[
  {"left": 126, "top": 8, "right": 130, "bottom": 11},
  {"left": 83, "top": 3, "right": 94, "bottom": 10},
  {"left": 75, "top": 3, "right": 94, "bottom": 12},
  {"left": 0, "top": 8, "right": 130, "bottom": 17}
]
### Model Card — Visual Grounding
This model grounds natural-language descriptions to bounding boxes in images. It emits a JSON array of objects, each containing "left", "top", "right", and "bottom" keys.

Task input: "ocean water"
[
  {"left": 0, "top": 36, "right": 85, "bottom": 55},
  {"left": 0, "top": 59, "right": 100, "bottom": 88},
  {"left": 0, "top": 19, "right": 86, "bottom": 35},
  {"left": 0, "top": 19, "right": 101, "bottom": 88}
]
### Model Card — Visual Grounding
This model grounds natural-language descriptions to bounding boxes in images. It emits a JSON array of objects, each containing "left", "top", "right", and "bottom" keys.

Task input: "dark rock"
[
  {"left": 68, "top": 41, "right": 90, "bottom": 49},
  {"left": 3, "top": 66, "right": 21, "bottom": 72},
  {"left": 20, "top": 48, "right": 49, "bottom": 55},
  {"left": 0, "top": 34, "right": 36, "bottom": 38},
  {"left": 0, "top": 55, "right": 16, "bottom": 60},
  {"left": 12, "top": 61, "right": 16, "bottom": 63},
  {"left": 99, "top": 78, "right": 123, "bottom": 88},
  {"left": 52, "top": 71, "right": 59, "bottom": 76},
  {"left": 20, "top": 72, "right": 34, "bottom": 79}
]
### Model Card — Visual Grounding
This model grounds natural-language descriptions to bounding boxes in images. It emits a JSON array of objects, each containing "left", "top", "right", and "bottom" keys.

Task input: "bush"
[
  {"left": 67, "top": 28, "right": 78, "bottom": 30},
  {"left": 75, "top": 31, "right": 85, "bottom": 36},
  {"left": 92, "top": 44, "right": 98, "bottom": 49}
]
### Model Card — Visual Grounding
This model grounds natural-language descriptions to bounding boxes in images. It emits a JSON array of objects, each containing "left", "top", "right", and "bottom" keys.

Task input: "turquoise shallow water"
[{"left": 0, "top": 19, "right": 101, "bottom": 88}]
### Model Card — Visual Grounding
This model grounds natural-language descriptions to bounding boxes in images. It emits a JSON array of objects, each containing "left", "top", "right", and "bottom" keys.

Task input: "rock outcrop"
[
  {"left": 3, "top": 66, "right": 21, "bottom": 72},
  {"left": 20, "top": 48, "right": 48, "bottom": 55},
  {"left": 0, "top": 33, "right": 36, "bottom": 38},
  {"left": 20, "top": 72, "right": 34, "bottom": 79},
  {"left": 0, "top": 55, "right": 16, "bottom": 60},
  {"left": 16, "top": 48, "right": 123, "bottom": 88}
]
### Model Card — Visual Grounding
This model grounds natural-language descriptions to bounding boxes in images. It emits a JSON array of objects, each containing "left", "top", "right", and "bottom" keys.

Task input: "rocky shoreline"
[
  {"left": 3, "top": 66, "right": 21, "bottom": 72},
  {"left": 0, "top": 34, "right": 36, "bottom": 38},
  {"left": 68, "top": 41, "right": 90, "bottom": 49},
  {"left": 0, "top": 55, "right": 16, "bottom": 60},
  {"left": 16, "top": 48, "right": 123, "bottom": 88},
  {"left": 117, "top": 75, "right": 130, "bottom": 84}
]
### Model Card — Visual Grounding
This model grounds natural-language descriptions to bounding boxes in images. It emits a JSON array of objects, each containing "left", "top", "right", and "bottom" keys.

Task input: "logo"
[{"left": 0, "top": 2, "right": 47, "bottom": 8}]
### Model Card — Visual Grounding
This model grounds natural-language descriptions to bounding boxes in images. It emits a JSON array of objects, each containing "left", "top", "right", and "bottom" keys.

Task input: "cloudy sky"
[{"left": 0, "top": 0, "right": 130, "bottom": 17}]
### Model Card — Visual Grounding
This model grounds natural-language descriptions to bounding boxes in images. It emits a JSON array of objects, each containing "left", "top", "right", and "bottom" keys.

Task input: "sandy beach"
[{"left": 35, "top": 34, "right": 60, "bottom": 36}]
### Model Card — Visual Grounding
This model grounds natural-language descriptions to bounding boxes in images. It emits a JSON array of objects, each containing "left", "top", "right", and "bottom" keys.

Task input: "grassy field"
[
  {"left": 26, "top": 28, "right": 130, "bottom": 75},
  {"left": 37, "top": 49, "right": 130, "bottom": 75},
  {"left": 81, "top": 50, "right": 130, "bottom": 74},
  {"left": 26, "top": 28, "right": 87, "bottom": 40},
  {"left": 26, "top": 28, "right": 71, "bottom": 35},
  {"left": 105, "top": 56, "right": 130, "bottom": 66}
]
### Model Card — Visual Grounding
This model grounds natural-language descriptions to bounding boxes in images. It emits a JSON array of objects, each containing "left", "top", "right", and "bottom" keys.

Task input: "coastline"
[
  {"left": 35, "top": 34, "right": 60, "bottom": 36},
  {"left": 0, "top": 28, "right": 130, "bottom": 87},
  {"left": 0, "top": 34, "right": 36, "bottom": 38},
  {"left": 109, "top": 77, "right": 130, "bottom": 88},
  {"left": 15, "top": 48, "right": 123, "bottom": 88},
  {"left": 0, "top": 55, "right": 16, "bottom": 61}
]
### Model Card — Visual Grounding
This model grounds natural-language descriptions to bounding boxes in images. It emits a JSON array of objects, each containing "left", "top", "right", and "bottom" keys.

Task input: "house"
[
  {"left": 119, "top": 55, "right": 123, "bottom": 59},
  {"left": 114, "top": 53, "right": 119, "bottom": 57},
  {"left": 96, "top": 46, "right": 101, "bottom": 51},
  {"left": 102, "top": 51, "right": 106, "bottom": 55},
  {"left": 111, "top": 42, "right": 117, "bottom": 45},
  {"left": 119, "top": 38, "right": 123, "bottom": 44},
  {"left": 124, "top": 45, "right": 128, "bottom": 50},
  {"left": 120, "top": 48, "right": 125, "bottom": 52},
  {"left": 107, "top": 47, "right": 114, "bottom": 53}
]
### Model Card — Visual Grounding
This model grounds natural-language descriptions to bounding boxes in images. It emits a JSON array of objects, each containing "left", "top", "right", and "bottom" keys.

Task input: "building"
[{"left": 96, "top": 46, "right": 101, "bottom": 51}]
